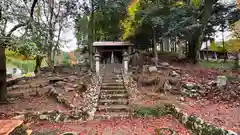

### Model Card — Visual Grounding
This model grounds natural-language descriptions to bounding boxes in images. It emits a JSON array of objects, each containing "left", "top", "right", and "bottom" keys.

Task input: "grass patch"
[
  {"left": 6, "top": 57, "right": 48, "bottom": 73},
  {"left": 199, "top": 60, "right": 235, "bottom": 70},
  {"left": 226, "top": 75, "right": 240, "bottom": 81},
  {"left": 134, "top": 105, "right": 171, "bottom": 117}
]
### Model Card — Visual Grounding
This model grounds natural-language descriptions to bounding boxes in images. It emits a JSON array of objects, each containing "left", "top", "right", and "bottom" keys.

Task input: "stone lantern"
[{"left": 122, "top": 52, "right": 129, "bottom": 74}]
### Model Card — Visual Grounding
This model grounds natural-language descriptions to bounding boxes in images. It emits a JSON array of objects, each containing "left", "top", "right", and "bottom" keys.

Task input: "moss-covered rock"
[{"left": 166, "top": 105, "right": 239, "bottom": 135}]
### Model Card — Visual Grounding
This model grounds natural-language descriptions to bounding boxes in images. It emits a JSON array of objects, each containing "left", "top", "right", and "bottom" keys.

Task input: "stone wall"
[
  {"left": 122, "top": 72, "right": 140, "bottom": 107},
  {"left": 82, "top": 66, "right": 104, "bottom": 120},
  {"left": 166, "top": 105, "right": 238, "bottom": 135}
]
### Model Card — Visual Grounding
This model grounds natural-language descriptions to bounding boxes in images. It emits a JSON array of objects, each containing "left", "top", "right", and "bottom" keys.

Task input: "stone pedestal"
[
  {"left": 123, "top": 52, "right": 129, "bottom": 74},
  {"left": 95, "top": 53, "right": 100, "bottom": 76}
]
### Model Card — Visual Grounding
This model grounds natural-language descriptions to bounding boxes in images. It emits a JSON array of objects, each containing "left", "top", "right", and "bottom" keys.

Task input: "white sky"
[{"left": 61, "top": 23, "right": 78, "bottom": 52}]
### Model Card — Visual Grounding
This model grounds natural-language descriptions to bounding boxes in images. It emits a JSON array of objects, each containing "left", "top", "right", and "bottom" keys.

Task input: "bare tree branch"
[
  {"left": 1, "top": 17, "right": 8, "bottom": 36},
  {"left": 6, "top": 23, "right": 26, "bottom": 37},
  {"left": 31, "top": 0, "right": 38, "bottom": 19}
]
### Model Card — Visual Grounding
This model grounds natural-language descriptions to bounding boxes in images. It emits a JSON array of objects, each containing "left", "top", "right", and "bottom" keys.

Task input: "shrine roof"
[{"left": 93, "top": 41, "right": 133, "bottom": 47}]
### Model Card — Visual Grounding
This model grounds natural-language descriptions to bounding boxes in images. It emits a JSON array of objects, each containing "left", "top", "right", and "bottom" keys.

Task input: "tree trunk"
[
  {"left": 47, "top": 50, "right": 55, "bottom": 72},
  {"left": 174, "top": 38, "right": 177, "bottom": 52},
  {"left": 34, "top": 55, "right": 43, "bottom": 74},
  {"left": 0, "top": 46, "right": 7, "bottom": 102},
  {"left": 88, "top": 0, "right": 94, "bottom": 70},
  {"left": 221, "top": 26, "right": 227, "bottom": 62},
  {"left": 206, "top": 40, "right": 209, "bottom": 61},
  {"left": 186, "top": 0, "right": 215, "bottom": 64},
  {"left": 163, "top": 37, "right": 170, "bottom": 52},
  {"left": 234, "top": 52, "right": 239, "bottom": 69},
  {"left": 152, "top": 28, "right": 158, "bottom": 65},
  {"left": 187, "top": 37, "right": 198, "bottom": 63},
  {"left": 160, "top": 41, "right": 164, "bottom": 52}
]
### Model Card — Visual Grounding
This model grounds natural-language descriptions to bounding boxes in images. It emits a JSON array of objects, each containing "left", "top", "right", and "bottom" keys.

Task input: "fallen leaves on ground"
[{"left": 30, "top": 115, "right": 192, "bottom": 135}]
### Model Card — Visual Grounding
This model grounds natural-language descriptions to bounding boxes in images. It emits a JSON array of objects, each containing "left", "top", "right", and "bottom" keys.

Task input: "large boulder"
[{"left": 148, "top": 66, "right": 158, "bottom": 73}]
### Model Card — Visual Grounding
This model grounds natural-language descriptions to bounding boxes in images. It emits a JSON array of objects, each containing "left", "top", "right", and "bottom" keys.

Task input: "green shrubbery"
[{"left": 7, "top": 57, "right": 35, "bottom": 73}]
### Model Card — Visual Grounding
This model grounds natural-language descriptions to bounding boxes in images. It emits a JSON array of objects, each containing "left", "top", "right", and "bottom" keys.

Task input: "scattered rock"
[
  {"left": 39, "top": 114, "right": 48, "bottom": 120},
  {"left": 179, "top": 97, "right": 185, "bottom": 102},
  {"left": 65, "top": 87, "right": 75, "bottom": 92},
  {"left": 170, "top": 70, "right": 180, "bottom": 77},
  {"left": 148, "top": 66, "right": 158, "bottom": 72},
  {"left": 73, "top": 84, "right": 78, "bottom": 88},
  {"left": 183, "top": 82, "right": 200, "bottom": 90},
  {"left": 68, "top": 75, "right": 78, "bottom": 82},
  {"left": 226, "top": 130, "right": 238, "bottom": 135},
  {"left": 207, "top": 80, "right": 217, "bottom": 86},
  {"left": 216, "top": 76, "right": 227, "bottom": 88},
  {"left": 161, "top": 62, "right": 170, "bottom": 67},
  {"left": 163, "top": 81, "right": 172, "bottom": 91}
]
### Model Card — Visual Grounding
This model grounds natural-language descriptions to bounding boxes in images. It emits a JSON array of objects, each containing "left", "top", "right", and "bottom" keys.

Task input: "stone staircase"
[{"left": 95, "top": 65, "right": 130, "bottom": 120}]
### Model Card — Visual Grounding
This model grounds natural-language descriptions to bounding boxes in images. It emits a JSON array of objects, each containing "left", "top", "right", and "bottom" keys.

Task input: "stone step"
[
  {"left": 94, "top": 112, "right": 130, "bottom": 120},
  {"left": 102, "top": 82, "right": 123, "bottom": 86},
  {"left": 103, "top": 79, "right": 122, "bottom": 82},
  {"left": 101, "top": 85, "right": 125, "bottom": 90},
  {"left": 102, "top": 80, "right": 123, "bottom": 84},
  {"left": 101, "top": 89, "right": 127, "bottom": 94},
  {"left": 98, "top": 105, "right": 129, "bottom": 112},
  {"left": 103, "top": 76, "right": 122, "bottom": 78},
  {"left": 99, "top": 99, "right": 129, "bottom": 105},
  {"left": 100, "top": 93, "right": 128, "bottom": 99}
]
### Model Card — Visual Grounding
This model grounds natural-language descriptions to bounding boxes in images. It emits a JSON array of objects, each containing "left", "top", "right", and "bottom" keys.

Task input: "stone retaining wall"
[
  {"left": 82, "top": 66, "right": 104, "bottom": 120},
  {"left": 166, "top": 105, "right": 238, "bottom": 135},
  {"left": 122, "top": 73, "right": 140, "bottom": 106}
]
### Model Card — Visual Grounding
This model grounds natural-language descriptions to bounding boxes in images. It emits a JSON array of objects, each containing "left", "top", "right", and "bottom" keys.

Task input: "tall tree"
[
  {"left": 75, "top": 14, "right": 89, "bottom": 49},
  {"left": 0, "top": 0, "right": 29, "bottom": 102}
]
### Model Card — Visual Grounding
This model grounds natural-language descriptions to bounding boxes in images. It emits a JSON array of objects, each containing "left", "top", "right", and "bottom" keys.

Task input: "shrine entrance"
[{"left": 93, "top": 41, "right": 133, "bottom": 64}]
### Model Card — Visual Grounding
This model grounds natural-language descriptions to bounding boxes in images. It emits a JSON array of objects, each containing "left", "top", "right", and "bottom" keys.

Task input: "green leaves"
[
  {"left": 121, "top": 0, "right": 142, "bottom": 40},
  {"left": 191, "top": 0, "right": 201, "bottom": 7},
  {"left": 8, "top": 38, "right": 40, "bottom": 60}
]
